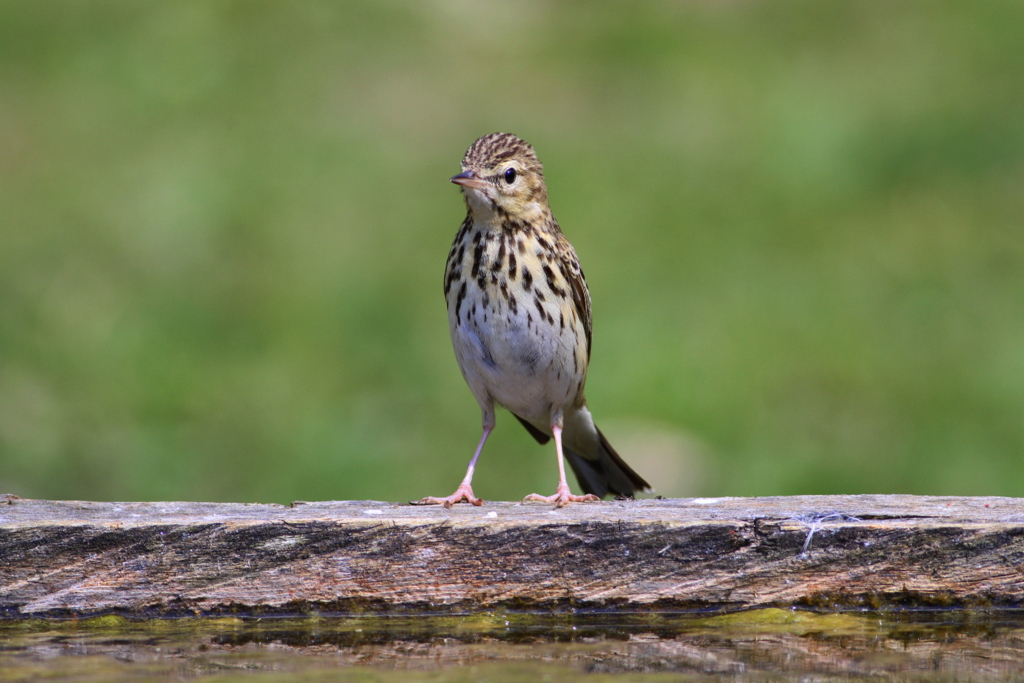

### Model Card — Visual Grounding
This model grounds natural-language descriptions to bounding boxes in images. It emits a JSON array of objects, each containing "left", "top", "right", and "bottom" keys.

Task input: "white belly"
[{"left": 450, "top": 285, "right": 582, "bottom": 425}]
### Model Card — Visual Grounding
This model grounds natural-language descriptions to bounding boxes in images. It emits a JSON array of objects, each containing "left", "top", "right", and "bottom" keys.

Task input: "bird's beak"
[{"left": 450, "top": 170, "right": 488, "bottom": 190}]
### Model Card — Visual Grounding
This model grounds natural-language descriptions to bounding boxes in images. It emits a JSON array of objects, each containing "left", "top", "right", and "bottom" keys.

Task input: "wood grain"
[{"left": 3, "top": 494, "right": 1024, "bottom": 617}]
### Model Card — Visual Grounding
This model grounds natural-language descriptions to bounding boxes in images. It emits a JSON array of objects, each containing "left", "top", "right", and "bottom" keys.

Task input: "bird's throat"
[{"left": 464, "top": 189, "right": 551, "bottom": 234}]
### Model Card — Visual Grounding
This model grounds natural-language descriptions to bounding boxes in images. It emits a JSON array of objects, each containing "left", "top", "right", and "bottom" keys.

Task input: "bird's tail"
[{"left": 562, "top": 408, "right": 651, "bottom": 498}]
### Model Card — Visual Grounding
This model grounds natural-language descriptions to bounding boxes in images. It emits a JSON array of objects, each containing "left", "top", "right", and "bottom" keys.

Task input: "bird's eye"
[{"left": 503, "top": 167, "right": 517, "bottom": 184}]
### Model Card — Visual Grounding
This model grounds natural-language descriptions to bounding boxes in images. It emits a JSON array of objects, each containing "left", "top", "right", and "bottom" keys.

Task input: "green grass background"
[{"left": 1, "top": 2, "right": 1023, "bottom": 503}]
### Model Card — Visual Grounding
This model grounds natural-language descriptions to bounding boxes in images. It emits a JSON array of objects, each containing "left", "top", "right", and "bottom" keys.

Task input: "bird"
[{"left": 412, "top": 132, "right": 650, "bottom": 508}]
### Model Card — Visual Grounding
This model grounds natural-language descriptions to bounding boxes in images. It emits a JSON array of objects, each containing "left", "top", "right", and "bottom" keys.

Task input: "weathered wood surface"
[{"left": 3, "top": 493, "right": 1024, "bottom": 617}]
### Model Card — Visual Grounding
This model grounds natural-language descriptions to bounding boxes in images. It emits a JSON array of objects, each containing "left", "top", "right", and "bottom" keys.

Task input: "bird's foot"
[
  {"left": 410, "top": 483, "right": 483, "bottom": 508},
  {"left": 522, "top": 483, "right": 600, "bottom": 508}
]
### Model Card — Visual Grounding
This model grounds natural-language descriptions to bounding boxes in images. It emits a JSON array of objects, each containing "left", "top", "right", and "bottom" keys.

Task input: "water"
[{"left": 3, "top": 609, "right": 1024, "bottom": 682}]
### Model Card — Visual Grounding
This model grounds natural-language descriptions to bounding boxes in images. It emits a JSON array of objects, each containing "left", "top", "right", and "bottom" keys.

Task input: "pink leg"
[
  {"left": 522, "top": 422, "right": 600, "bottom": 508},
  {"left": 411, "top": 411, "right": 493, "bottom": 508}
]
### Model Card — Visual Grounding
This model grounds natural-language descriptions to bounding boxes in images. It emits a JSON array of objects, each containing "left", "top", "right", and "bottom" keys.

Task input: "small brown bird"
[{"left": 414, "top": 133, "right": 650, "bottom": 507}]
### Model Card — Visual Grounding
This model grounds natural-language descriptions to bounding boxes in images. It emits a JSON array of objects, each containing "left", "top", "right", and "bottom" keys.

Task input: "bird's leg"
[
  {"left": 411, "top": 408, "right": 493, "bottom": 507},
  {"left": 523, "top": 416, "right": 601, "bottom": 508}
]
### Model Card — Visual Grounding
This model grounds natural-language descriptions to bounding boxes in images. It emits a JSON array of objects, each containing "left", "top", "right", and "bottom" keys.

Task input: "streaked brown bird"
[{"left": 413, "top": 133, "right": 650, "bottom": 507}]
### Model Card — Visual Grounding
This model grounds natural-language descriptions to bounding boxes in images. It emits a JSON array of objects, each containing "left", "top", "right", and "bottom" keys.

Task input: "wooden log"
[{"left": 2, "top": 493, "right": 1024, "bottom": 618}]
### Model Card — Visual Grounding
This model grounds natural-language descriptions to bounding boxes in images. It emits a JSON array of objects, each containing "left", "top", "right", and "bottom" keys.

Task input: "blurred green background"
[{"left": 1, "top": 2, "right": 1023, "bottom": 503}]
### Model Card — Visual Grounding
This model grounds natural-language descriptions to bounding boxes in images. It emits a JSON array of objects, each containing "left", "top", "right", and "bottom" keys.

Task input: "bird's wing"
[{"left": 557, "top": 235, "right": 592, "bottom": 360}]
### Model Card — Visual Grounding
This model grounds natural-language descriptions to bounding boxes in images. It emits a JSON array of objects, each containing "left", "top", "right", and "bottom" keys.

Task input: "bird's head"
[{"left": 451, "top": 132, "right": 549, "bottom": 224}]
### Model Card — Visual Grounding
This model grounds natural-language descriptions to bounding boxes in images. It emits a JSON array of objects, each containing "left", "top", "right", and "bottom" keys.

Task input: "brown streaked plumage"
[{"left": 413, "top": 132, "right": 650, "bottom": 508}]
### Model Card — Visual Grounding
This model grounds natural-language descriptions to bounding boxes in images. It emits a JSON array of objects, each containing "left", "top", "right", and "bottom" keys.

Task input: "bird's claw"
[
  {"left": 410, "top": 484, "right": 483, "bottom": 508},
  {"left": 522, "top": 484, "right": 600, "bottom": 508}
]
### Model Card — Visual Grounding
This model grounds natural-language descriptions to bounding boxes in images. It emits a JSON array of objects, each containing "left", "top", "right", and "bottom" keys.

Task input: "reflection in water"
[{"left": 2, "top": 609, "right": 1024, "bottom": 681}]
